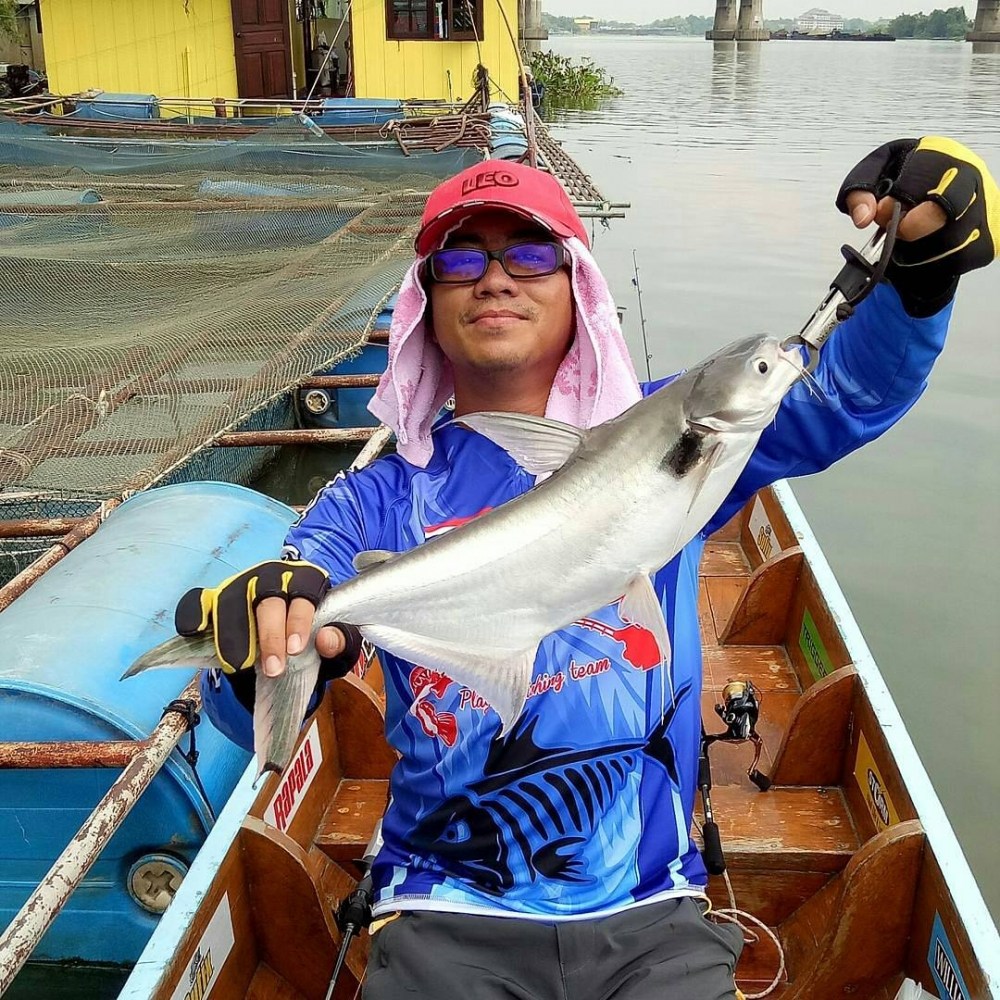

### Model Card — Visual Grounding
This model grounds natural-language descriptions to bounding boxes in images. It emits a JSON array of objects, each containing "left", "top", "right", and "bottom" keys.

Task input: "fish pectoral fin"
[
  {"left": 361, "top": 624, "right": 535, "bottom": 735},
  {"left": 684, "top": 441, "right": 724, "bottom": 518},
  {"left": 120, "top": 634, "right": 218, "bottom": 679},
  {"left": 619, "top": 574, "right": 672, "bottom": 672},
  {"left": 353, "top": 549, "right": 397, "bottom": 572},
  {"left": 253, "top": 652, "right": 321, "bottom": 778},
  {"left": 458, "top": 411, "right": 586, "bottom": 474}
]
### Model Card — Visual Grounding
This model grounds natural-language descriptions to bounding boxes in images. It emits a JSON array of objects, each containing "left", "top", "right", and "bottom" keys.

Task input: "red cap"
[{"left": 415, "top": 160, "right": 589, "bottom": 256}]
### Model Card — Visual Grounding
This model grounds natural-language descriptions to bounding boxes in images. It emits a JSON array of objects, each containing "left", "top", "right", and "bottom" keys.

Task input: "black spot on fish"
[{"left": 661, "top": 428, "right": 704, "bottom": 477}]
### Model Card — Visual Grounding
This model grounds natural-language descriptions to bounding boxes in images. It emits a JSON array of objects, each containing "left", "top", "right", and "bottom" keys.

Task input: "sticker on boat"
[
  {"left": 798, "top": 607, "right": 834, "bottom": 681},
  {"left": 169, "top": 892, "right": 235, "bottom": 1000},
  {"left": 928, "top": 912, "right": 970, "bottom": 1000},
  {"left": 264, "top": 718, "right": 322, "bottom": 833},
  {"left": 854, "top": 731, "right": 899, "bottom": 831},
  {"left": 749, "top": 495, "right": 781, "bottom": 562}
]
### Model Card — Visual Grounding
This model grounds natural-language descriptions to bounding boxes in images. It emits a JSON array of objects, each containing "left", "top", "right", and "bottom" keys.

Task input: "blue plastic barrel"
[
  {"left": 0, "top": 482, "right": 295, "bottom": 964},
  {"left": 74, "top": 93, "right": 160, "bottom": 121}
]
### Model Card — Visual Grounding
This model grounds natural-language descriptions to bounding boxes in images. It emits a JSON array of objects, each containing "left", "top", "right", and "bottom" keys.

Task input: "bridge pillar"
[
  {"left": 968, "top": 0, "right": 1000, "bottom": 41},
  {"left": 706, "top": 0, "right": 738, "bottom": 40},
  {"left": 736, "top": 0, "right": 769, "bottom": 40}
]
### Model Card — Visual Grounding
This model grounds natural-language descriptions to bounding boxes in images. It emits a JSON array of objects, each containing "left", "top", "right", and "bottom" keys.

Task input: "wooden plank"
[
  {"left": 328, "top": 674, "right": 398, "bottom": 780},
  {"left": 247, "top": 964, "right": 304, "bottom": 999},
  {"left": 700, "top": 540, "right": 750, "bottom": 577},
  {"left": 702, "top": 646, "right": 798, "bottom": 694},
  {"left": 842, "top": 685, "right": 918, "bottom": 843},
  {"left": 698, "top": 578, "right": 719, "bottom": 647},
  {"left": 707, "top": 868, "right": 835, "bottom": 928},
  {"left": 700, "top": 785, "right": 859, "bottom": 874},
  {"left": 706, "top": 577, "right": 746, "bottom": 639},
  {"left": 315, "top": 779, "right": 391, "bottom": 863},
  {"left": 740, "top": 487, "right": 799, "bottom": 571},
  {"left": 240, "top": 817, "right": 343, "bottom": 999},
  {"left": 768, "top": 667, "right": 857, "bottom": 787},
  {"left": 720, "top": 548, "right": 804, "bottom": 646},
  {"left": 783, "top": 561, "right": 853, "bottom": 692},
  {"left": 906, "top": 848, "right": 993, "bottom": 1000},
  {"left": 780, "top": 821, "right": 925, "bottom": 999}
]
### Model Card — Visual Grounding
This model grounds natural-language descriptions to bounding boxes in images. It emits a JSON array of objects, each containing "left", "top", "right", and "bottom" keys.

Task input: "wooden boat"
[{"left": 113, "top": 482, "right": 1000, "bottom": 1000}]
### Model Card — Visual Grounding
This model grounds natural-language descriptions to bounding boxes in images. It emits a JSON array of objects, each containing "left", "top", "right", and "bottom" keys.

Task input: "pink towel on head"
[{"left": 367, "top": 237, "right": 642, "bottom": 468}]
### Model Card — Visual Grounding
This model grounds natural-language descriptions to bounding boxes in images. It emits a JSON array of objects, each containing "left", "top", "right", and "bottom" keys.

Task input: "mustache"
[{"left": 462, "top": 307, "right": 536, "bottom": 323}]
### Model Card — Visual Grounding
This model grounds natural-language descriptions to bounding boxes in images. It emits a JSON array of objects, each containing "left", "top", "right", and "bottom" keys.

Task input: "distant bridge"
[{"left": 706, "top": 0, "right": 1000, "bottom": 41}]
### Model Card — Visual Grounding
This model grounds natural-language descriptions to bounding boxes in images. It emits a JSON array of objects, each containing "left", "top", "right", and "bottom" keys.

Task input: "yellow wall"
[
  {"left": 351, "top": 0, "right": 519, "bottom": 102},
  {"left": 38, "top": 0, "right": 238, "bottom": 100}
]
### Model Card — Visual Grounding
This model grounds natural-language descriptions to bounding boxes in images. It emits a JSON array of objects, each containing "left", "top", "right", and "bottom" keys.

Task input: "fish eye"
[{"left": 754, "top": 358, "right": 769, "bottom": 375}]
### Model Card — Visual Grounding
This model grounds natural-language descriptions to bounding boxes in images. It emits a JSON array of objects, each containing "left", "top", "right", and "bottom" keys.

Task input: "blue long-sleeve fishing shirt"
[{"left": 202, "top": 282, "right": 951, "bottom": 920}]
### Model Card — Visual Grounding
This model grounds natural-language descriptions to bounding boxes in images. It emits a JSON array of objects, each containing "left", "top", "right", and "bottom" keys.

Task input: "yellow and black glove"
[
  {"left": 837, "top": 137, "right": 999, "bottom": 316},
  {"left": 176, "top": 559, "right": 331, "bottom": 673},
  {"left": 176, "top": 559, "right": 362, "bottom": 713}
]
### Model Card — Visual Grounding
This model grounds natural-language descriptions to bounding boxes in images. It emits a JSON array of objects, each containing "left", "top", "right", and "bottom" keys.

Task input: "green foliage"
[
  {"left": 542, "top": 9, "right": 972, "bottom": 40},
  {"left": 888, "top": 7, "right": 972, "bottom": 38},
  {"left": 647, "top": 15, "right": 713, "bottom": 34},
  {"left": 0, "top": 0, "right": 20, "bottom": 42},
  {"left": 528, "top": 50, "right": 623, "bottom": 112}
]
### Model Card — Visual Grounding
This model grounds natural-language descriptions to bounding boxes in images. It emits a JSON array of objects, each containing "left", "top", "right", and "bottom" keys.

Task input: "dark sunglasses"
[{"left": 427, "top": 241, "right": 566, "bottom": 284}]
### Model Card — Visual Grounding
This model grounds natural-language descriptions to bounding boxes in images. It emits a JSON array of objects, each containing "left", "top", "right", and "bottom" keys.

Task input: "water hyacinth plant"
[{"left": 528, "top": 51, "right": 624, "bottom": 112}]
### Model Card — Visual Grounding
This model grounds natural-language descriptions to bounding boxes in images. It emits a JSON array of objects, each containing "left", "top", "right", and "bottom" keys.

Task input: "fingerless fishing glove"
[
  {"left": 176, "top": 559, "right": 362, "bottom": 711},
  {"left": 837, "top": 136, "right": 999, "bottom": 317}
]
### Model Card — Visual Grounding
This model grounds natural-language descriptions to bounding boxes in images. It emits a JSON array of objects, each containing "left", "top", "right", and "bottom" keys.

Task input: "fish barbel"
[{"left": 125, "top": 334, "right": 804, "bottom": 774}]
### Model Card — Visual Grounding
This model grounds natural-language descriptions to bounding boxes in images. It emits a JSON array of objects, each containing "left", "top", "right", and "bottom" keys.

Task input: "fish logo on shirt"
[
  {"left": 409, "top": 666, "right": 458, "bottom": 747},
  {"left": 408, "top": 682, "right": 692, "bottom": 894}
]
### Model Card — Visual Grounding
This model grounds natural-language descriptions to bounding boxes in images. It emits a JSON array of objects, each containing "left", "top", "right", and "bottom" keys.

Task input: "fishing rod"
[
  {"left": 783, "top": 192, "right": 902, "bottom": 371},
  {"left": 631, "top": 250, "right": 653, "bottom": 381},
  {"left": 324, "top": 819, "right": 383, "bottom": 1000}
]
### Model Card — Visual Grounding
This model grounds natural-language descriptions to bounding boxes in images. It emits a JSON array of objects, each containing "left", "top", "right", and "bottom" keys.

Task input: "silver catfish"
[{"left": 125, "top": 334, "right": 804, "bottom": 775}]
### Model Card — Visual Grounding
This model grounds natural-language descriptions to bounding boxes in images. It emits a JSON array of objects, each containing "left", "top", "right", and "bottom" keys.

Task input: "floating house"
[{"left": 33, "top": 0, "right": 520, "bottom": 105}]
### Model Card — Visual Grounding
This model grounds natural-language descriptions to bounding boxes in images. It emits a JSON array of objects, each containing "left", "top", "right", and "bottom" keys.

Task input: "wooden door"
[{"left": 231, "top": 0, "right": 294, "bottom": 99}]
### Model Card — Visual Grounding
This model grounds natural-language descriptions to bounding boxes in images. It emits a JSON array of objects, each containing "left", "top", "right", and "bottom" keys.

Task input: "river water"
[{"left": 543, "top": 35, "right": 1000, "bottom": 922}]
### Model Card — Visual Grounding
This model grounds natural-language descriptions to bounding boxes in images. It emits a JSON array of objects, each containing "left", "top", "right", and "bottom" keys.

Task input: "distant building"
[
  {"left": 796, "top": 8, "right": 845, "bottom": 33},
  {"left": 573, "top": 17, "right": 596, "bottom": 33}
]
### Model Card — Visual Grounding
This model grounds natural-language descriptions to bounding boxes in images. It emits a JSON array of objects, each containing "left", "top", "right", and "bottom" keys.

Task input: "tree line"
[{"left": 543, "top": 7, "right": 973, "bottom": 39}]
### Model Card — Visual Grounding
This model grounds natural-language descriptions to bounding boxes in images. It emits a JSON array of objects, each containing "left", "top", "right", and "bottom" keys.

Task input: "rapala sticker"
[
  {"left": 748, "top": 496, "right": 781, "bottom": 563},
  {"left": 170, "top": 893, "right": 234, "bottom": 1000},
  {"left": 264, "top": 719, "right": 322, "bottom": 833},
  {"left": 928, "top": 913, "right": 970, "bottom": 1000},
  {"left": 798, "top": 608, "right": 835, "bottom": 682},
  {"left": 853, "top": 731, "right": 899, "bottom": 832}
]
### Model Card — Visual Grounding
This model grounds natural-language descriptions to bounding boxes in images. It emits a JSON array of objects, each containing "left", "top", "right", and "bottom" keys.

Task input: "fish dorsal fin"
[
  {"left": 620, "top": 574, "right": 674, "bottom": 705},
  {"left": 353, "top": 549, "right": 396, "bottom": 572},
  {"left": 459, "top": 411, "right": 586, "bottom": 474}
]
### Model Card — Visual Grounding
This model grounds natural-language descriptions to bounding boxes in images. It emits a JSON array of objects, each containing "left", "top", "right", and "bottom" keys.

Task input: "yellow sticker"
[{"left": 854, "top": 731, "right": 900, "bottom": 832}]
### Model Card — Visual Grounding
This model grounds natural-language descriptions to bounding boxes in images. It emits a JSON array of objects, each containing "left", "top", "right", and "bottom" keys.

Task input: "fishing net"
[
  {"left": 0, "top": 116, "right": 480, "bottom": 579},
  {"left": 0, "top": 116, "right": 481, "bottom": 580}
]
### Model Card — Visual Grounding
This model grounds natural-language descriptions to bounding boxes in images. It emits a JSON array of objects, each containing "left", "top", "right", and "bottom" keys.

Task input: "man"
[{"left": 188, "top": 139, "right": 997, "bottom": 999}]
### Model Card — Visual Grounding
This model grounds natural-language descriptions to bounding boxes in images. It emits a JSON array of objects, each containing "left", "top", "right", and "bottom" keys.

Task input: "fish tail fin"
[
  {"left": 120, "top": 634, "right": 218, "bottom": 679},
  {"left": 254, "top": 652, "right": 322, "bottom": 777}
]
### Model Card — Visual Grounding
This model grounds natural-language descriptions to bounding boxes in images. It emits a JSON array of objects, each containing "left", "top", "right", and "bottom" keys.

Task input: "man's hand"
[
  {"left": 837, "top": 137, "right": 999, "bottom": 316},
  {"left": 175, "top": 559, "right": 348, "bottom": 678}
]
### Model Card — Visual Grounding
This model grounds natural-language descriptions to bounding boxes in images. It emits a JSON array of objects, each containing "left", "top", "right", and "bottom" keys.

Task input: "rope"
[
  {"left": 694, "top": 820, "right": 786, "bottom": 998},
  {"left": 161, "top": 698, "right": 216, "bottom": 823}
]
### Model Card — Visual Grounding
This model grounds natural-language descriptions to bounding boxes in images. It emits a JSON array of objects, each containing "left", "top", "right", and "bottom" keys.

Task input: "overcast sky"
[{"left": 544, "top": 1, "right": 971, "bottom": 19}]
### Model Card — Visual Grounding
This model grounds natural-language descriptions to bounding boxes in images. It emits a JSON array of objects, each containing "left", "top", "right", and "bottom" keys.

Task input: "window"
[{"left": 387, "top": 0, "right": 483, "bottom": 40}]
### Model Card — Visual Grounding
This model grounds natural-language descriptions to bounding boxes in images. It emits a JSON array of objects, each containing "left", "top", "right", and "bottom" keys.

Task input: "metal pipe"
[
  {"left": 0, "top": 518, "right": 84, "bottom": 539},
  {"left": 0, "top": 680, "right": 201, "bottom": 993},
  {"left": 212, "top": 427, "right": 379, "bottom": 447},
  {"left": 0, "top": 741, "right": 143, "bottom": 769},
  {"left": 0, "top": 501, "right": 121, "bottom": 614}
]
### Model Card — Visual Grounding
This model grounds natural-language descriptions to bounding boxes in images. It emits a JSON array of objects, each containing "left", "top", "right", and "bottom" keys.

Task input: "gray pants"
[{"left": 362, "top": 896, "right": 743, "bottom": 1000}]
